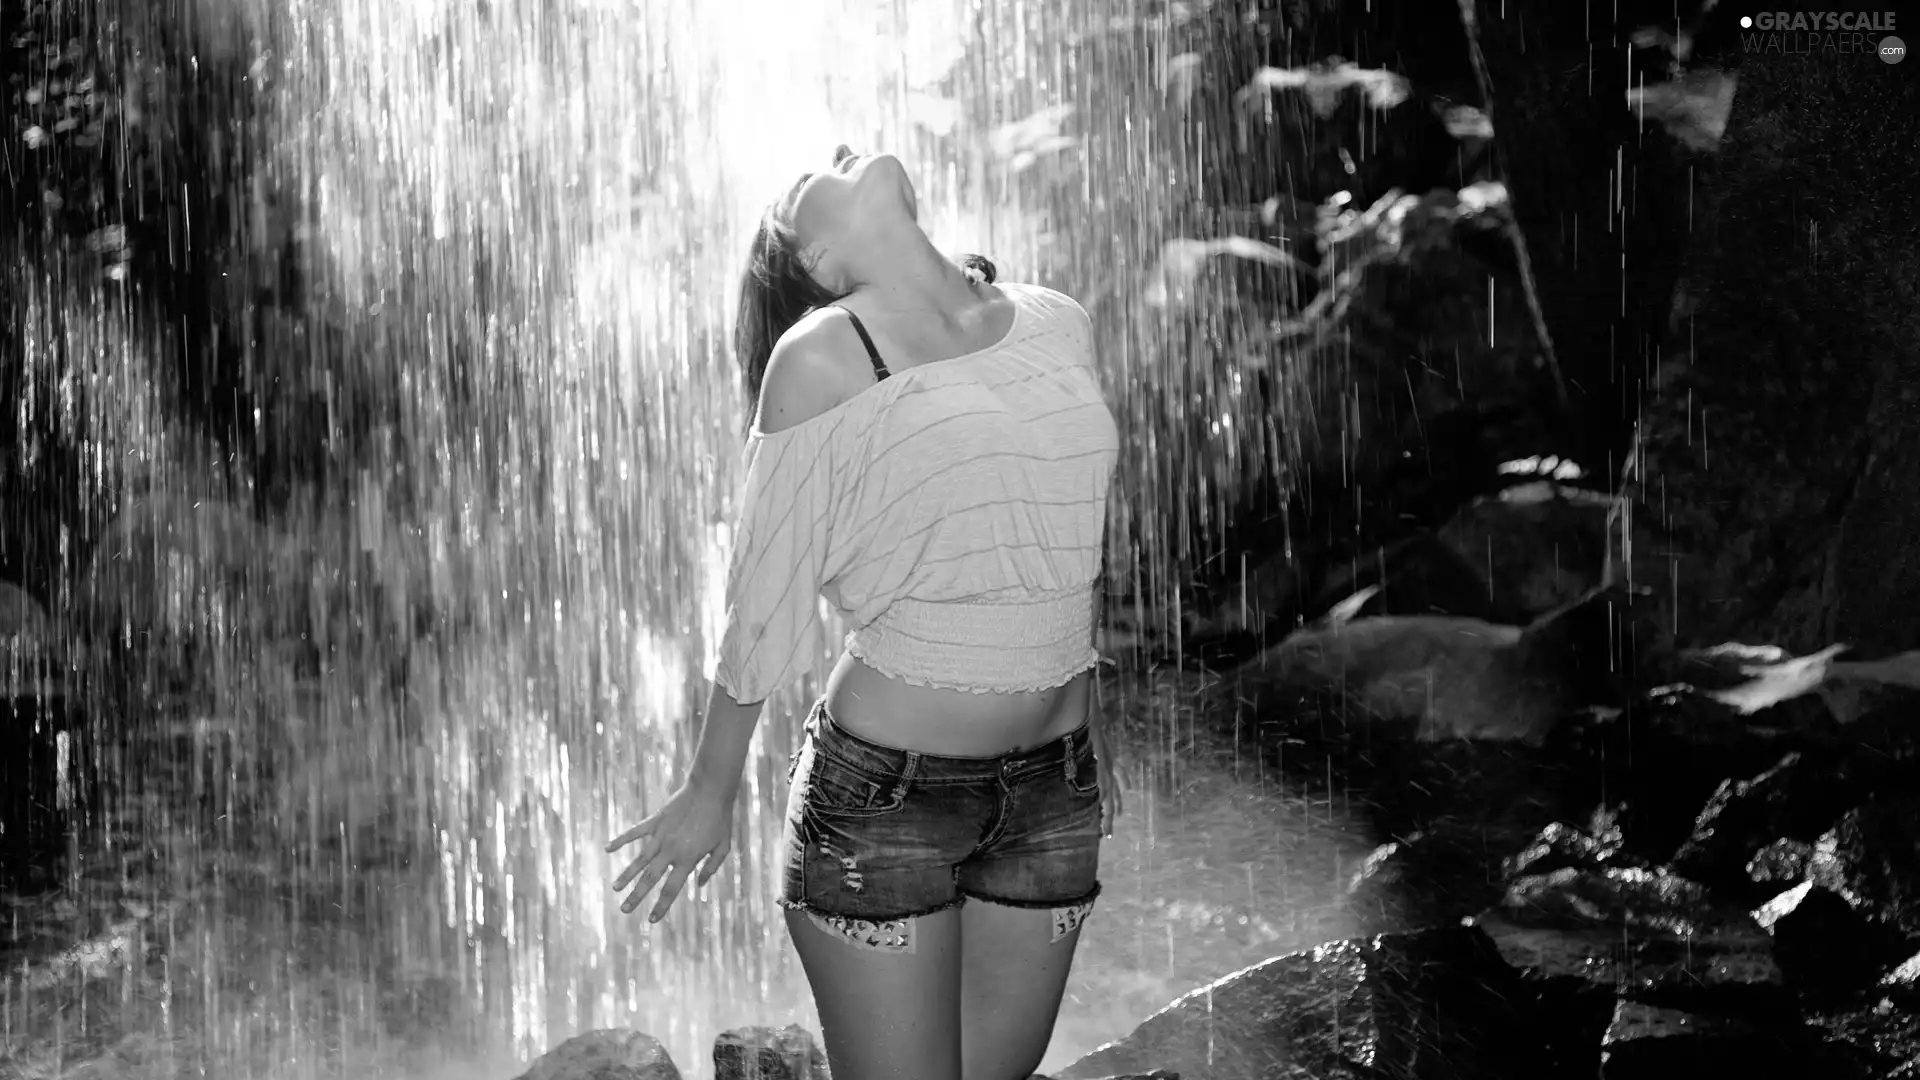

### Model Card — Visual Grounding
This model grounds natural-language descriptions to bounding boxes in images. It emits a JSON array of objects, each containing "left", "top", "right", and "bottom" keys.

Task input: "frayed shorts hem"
[
  {"left": 958, "top": 881, "right": 1102, "bottom": 911},
  {"left": 775, "top": 880, "right": 1101, "bottom": 924},
  {"left": 775, "top": 895, "right": 968, "bottom": 922}
]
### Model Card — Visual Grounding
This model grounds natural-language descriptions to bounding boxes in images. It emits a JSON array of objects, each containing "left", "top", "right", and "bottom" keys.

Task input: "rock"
[
  {"left": 1628, "top": 25, "right": 1920, "bottom": 662},
  {"left": 1752, "top": 882, "right": 1907, "bottom": 1001},
  {"left": 514, "top": 1029, "right": 681, "bottom": 1080},
  {"left": 0, "top": 581, "right": 53, "bottom": 653},
  {"left": 713, "top": 1026, "right": 826, "bottom": 1080},
  {"left": 1236, "top": 607, "right": 1569, "bottom": 746},
  {"left": 1805, "top": 997, "right": 1920, "bottom": 1080},
  {"left": 1599, "top": 1000, "right": 1832, "bottom": 1080},
  {"left": 1504, "top": 819, "right": 1646, "bottom": 880},
  {"left": 1670, "top": 750, "right": 1891, "bottom": 904},
  {"left": 1808, "top": 797, "right": 1920, "bottom": 938},
  {"left": 81, "top": 491, "right": 270, "bottom": 637},
  {"left": 1056, "top": 926, "right": 1606, "bottom": 1080},
  {"left": 1434, "top": 483, "right": 1617, "bottom": 623},
  {"left": 0, "top": 585, "right": 67, "bottom": 703},
  {"left": 1308, "top": 532, "right": 1503, "bottom": 624},
  {"left": 1561, "top": 690, "right": 1819, "bottom": 869},
  {"left": 1747, "top": 839, "right": 1814, "bottom": 889},
  {"left": 1477, "top": 866, "right": 1783, "bottom": 995}
]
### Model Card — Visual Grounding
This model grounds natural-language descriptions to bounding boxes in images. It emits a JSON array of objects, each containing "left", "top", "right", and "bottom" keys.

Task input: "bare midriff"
[{"left": 823, "top": 652, "right": 1092, "bottom": 757}]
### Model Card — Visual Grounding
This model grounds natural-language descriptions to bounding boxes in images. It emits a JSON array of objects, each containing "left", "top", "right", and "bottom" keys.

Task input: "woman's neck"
[{"left": 842, "top": 225, "right": 980, "bottom": 320}]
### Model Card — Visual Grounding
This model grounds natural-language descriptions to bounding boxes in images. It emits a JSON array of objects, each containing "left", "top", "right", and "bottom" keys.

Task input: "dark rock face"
[
  {"left": 1752, "top": 883, "right": 1901, "bottom": 1003},
  {"left": 514, "top": 1029, "right": 682, "bottom": 1080},
  {"left": 1629, "top": 33, "right": 1920, "bottom": 657},
  {"left": 1057, "top": 926, "right": 1608, "bottom": 1080}
]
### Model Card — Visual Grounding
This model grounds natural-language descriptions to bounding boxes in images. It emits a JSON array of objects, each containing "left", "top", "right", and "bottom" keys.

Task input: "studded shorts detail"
[{"left": 778, "top": 700, "right": 1104, "bottom": 950}]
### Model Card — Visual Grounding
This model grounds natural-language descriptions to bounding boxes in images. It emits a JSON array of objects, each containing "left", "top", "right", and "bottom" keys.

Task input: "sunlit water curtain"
[{"left": 261, "top": 0, "right": 1027, "bottom": 1068}]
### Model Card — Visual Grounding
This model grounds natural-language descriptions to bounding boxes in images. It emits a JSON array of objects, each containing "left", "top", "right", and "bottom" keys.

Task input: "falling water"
[{"left": 6, "top": 0, "right": 1362, "bottom": 1076}]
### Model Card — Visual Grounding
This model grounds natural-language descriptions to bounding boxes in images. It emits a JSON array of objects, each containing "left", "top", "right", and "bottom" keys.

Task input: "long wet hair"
[{"left": 732, "top": 186, "right": 997, "bottom": 427}]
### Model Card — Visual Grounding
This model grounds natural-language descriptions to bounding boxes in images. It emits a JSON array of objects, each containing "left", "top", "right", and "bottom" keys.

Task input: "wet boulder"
[
  {"left": 1476, "top": 864, "right": 1782, "bottom": 997},
  {"left": 1805, "top": 999, "right": 1920, "bottom": 1080},
  {"left": 1669, "top": 750, "right": 1874, "bottom": 905},
  {"left": 0, "top": 580, "right": 54, "bottom": 653},
  {"left": 1503, "top": 819, "right": 1647, "bottom": 880},
  {"left": 1808, "top": 797, "right": 1920, "bottom": 938},
  {"left": 80, "top": 491, "right": 275, "bottom": 639},
  {"left": 1751, "top": 882, "right": 1906, "bottom": 1002},
  {"left": 1055, "top": 925, "right": 1607, "bottom": 1080},
  {"left": 713, "top": 1026, "right": 826, "bottom": 1080},
  {"left": 1434, "top": 482, "right": 1618, "bottom": 623},
  {"left": 1598, "top": 1000, "right": 1844, "bottom": 1080},
  {"left": 1234, "top": 609, "right": 1560, "bottom": 746},
  {"left": 514, "top": 1029, "right": 681, "bottom": 1080},
  {"left": 1746, "top": 840, "right": 1814, "bottom": 890}
]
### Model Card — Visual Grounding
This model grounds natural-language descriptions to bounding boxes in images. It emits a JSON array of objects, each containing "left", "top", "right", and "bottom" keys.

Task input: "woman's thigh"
[
  {"left": 959, "top": 899, "right": 1086, "bottom": 1080},
  {"left": 786, "top": 906, "right": 964, "bottom": 1080}
]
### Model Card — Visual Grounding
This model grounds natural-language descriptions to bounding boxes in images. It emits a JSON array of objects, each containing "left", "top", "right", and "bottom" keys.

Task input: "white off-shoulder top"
[{"left": 710, "top": 282, "right": 1120, "bottom": 703}]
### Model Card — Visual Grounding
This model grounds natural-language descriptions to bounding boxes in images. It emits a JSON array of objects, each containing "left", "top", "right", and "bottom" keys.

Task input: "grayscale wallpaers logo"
[{"left": 1737, "top": 11, "right": 1905, "bottom": 62}]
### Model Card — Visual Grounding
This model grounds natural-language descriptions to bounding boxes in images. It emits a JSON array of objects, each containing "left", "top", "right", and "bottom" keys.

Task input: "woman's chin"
[{"left": 856, "top": 153, "right": 919, "bottom": 219}]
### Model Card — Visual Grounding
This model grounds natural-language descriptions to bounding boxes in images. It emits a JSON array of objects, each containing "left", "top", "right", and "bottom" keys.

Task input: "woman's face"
[{"left": 785, "top": 144, "right": 916, "bottom": 253}]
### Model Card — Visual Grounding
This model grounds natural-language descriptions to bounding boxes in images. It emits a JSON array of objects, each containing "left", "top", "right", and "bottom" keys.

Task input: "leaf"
[
  {"left": 1688, "top": 641, "right": 1791, "bottom": 666},
  {"left": 1240, "top": 62, "right": 1412, "bottom": 120},
  {"left": 1439, "top": 103, "right": 1494, "bottom": 139},
  {"left": 1626, "top": 69, "right": 1737, "bottom": 152},
  {"left": 1143, "top": 235, "right": 1307, "bottom": 308},
  {"left": 987, "top": 104, "right": 1078, "bottom": 164},
  {"left": 1708, "top": 644, "right": 1847, "bottom": 714},
  {"left": 1322, "top": 584, "right": 1380, "bottom": 628},
  {"left": 1162, "top": 51, "right": 1205, "bottom": 111}
]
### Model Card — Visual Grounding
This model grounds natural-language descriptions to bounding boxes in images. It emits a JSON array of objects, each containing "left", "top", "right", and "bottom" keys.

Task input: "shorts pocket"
[
  {"left": 799, "top": 743, "right": 910, "bottom": 820},
  {"left": 1064, "top": 737, "right": 1102, "bottom": 798}
]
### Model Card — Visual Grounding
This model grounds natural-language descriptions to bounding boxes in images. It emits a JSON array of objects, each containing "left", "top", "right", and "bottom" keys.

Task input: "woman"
[{"left": 607, "top": 144, "right": 1122, "bottom": 1080}]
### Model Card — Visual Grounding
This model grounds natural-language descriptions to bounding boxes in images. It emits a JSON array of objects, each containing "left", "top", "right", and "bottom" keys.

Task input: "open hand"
[{"left": 607, "top": 781, "right": 736, "bottom": 922}]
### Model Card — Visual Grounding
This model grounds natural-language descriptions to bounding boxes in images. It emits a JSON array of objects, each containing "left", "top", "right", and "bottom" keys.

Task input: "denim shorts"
[{"left": 779, "top": 699, "right": 1104, "bottom": 927}]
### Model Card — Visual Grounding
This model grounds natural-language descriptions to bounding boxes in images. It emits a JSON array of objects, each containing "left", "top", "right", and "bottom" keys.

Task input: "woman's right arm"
[{"left": 608, "top": 317, "right": 863, "bottom": 921}]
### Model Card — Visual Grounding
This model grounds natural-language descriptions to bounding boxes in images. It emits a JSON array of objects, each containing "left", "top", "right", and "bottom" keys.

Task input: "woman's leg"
[
  {"left": 958, "top": 898, "right": 1090, "bottom": 1080},
  {"left": 951, "top": 720, "right": 1105, "bottom": 1080},
  {"left": 786, "top": 906, "right": 964, "bottom": 1080}
]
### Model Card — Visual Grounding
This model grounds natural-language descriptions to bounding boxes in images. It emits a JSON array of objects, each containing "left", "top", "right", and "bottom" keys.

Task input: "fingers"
[
  {"left": 614, "top": 836, "right": 733, "bottom": 920},
  {"left": 619, "top": 856, "right": 673, "bottom": 915},
  {"left": 610, "top": 830, "right": 667, "bottom": 891},
  {"left": 696, "top": 835, "right": 734, "bottom": 887},
  {"left": 649, "top": 863, "right": 695, "bottom": 923},
  {"left": 606, "top": 816, "right": 659, "bottom": 853}
]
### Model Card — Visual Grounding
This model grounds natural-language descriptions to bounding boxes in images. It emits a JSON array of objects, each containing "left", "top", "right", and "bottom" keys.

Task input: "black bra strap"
[{"left": 831, "top": 304, "right": 892, "bottom": 381}]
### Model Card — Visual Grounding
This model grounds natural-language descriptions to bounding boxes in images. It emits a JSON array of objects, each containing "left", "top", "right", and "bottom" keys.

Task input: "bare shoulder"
[{"left": 756, "top": 308, "right": 876, "bottom": 433}]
